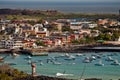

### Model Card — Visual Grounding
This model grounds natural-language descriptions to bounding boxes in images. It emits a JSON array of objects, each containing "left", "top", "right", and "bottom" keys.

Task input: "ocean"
[
  {"left": 0, "top": 1, "right": 120, "bottom": 14},
  {"left": 0, "top": 52, "right": 120, "bottom": 80}
]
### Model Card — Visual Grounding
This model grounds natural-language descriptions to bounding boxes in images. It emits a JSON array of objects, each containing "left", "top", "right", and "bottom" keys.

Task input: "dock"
[{"left": 31, "top": 52, "right": 48, "bottom": 56}]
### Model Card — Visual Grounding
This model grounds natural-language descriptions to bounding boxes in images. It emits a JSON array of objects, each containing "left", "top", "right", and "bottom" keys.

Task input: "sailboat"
[
  {"left": 95, "top": 60, "right": 104, "bottom": 66},
  {"left": 105, "top": 56, "right": 114, "bottom": 61}
]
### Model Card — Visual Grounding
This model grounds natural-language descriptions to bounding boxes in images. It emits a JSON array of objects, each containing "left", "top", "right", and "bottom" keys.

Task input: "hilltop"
[{"left": 0, "top": 8, "right": 119, "bottom": 20}]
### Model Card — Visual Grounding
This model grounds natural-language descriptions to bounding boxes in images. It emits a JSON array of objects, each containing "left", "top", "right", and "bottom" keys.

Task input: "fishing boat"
[{"left": 95, "top": 60, "right": 104, "bottom": 66}]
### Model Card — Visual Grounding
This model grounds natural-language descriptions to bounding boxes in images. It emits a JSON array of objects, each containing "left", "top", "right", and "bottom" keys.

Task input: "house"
[
  {"left": 70, "top": 22, "right": 82, "bottom": 30},
  {"left": 88, "top": 23, "right": 97, "bottom": 28},
  {"left": 98, "top": 19, "right": 108, "bottom": 25},
  {"left": 36, "top": 28, "right": 49, "bottom": 38},
  {"left": 0, "top": 39, "right": 24, "bottom": 49},
  {"left": 23, "top": 39, "right": 35, "bottom": 48}
]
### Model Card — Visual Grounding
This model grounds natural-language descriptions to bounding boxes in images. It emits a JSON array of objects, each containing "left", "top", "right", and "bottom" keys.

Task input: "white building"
[
  {"left": 70, "top": 22, "right": 82, "bottom": 30},
  {"left": 88, "top": 23, "right": 98, "bottom": 28},
  {"left": 0, "top": 40, "right": 24, "bottom": 49}
]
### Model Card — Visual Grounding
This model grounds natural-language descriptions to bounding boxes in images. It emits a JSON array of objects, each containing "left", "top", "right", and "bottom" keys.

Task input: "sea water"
[
  {"left": 0, "top": 1, "right": 120, "bottom": 14},
  {"left": 0, "top": 52, "right": 120, "bottom": 80}
]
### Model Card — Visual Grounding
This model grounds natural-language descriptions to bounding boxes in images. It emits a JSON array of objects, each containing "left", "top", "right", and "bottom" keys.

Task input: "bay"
[{"left": 0, "top": 52, "right": 120, "bottom": 80}]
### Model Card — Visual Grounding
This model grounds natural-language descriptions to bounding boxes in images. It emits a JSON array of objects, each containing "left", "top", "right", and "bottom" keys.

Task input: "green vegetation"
[
  {"left": 0, "top": 64, "right": 28, "bottom": 80},
  {"left": 35, "top": 40, "right": 46, "bottom": 46}
]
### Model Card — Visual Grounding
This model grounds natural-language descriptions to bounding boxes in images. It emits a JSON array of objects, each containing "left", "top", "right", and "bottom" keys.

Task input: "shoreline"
[{"left": 0, "top": 44, "right": 120, "bottom": 55}]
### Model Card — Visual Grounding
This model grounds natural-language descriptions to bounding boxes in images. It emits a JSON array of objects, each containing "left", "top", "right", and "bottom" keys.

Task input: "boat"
[
  {"left": 83, "top": 57, "right": 91, "bottom": 63},
  {"left": 95, "top": 60, "right": 104, "bottom": 66},
  {"left": 56, "top": 72, "right": 73, "bottom": 77},
  {"left": 105, "top": 56, "right": 114, "bottom": 61},
  {"left": 90, "top": 56, "right": 96, "bottom": 60},
  {"left": 28, "top": 60, "right": 32, "bottom": 64},
  {"left": 0, "top": 57, "right": 4, "bottom": 62},
  {"left": 12, "top": 53, "right": 19, "bottom": 57},
  {"left": 96, "top": 55, "right": 101, "bottom": 59},
  {"left": 0, "top": 55, "right": 8, "bottom": 62},
  {"left": 25, "top": 56, "right": 32, "bottom": 60},
  {"left": 111, "top": 59, "right": 120, "bottom": 65},
  {"left": 65, "top": 53, "right": 70, "bottom": 57},
  {"left": 76, "top": 53, "right": 83, "bottom": 56},
  {"left": 64, "top": 55, "right": 75, "bottom": 60},
  {"left": 40, "top": 61, "right": 43, "bottom": 65}
]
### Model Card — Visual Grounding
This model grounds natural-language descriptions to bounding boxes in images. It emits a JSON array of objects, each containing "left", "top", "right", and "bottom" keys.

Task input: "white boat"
[
  {"left": 25, "top": 56, "right": 32, "bottom": 60},
  {"left": 111, "top": 59, "right": 120, "bottom": 65},
  {"left": 83, "top": 57, "right": 91, "bottom": 63},
  {"left": 40, "top": 62, "right": 43, "bottom": 65},
  {"left": 12, "top": 53, "right": 19, "bottom": 57},
  {"left": 106, "top": 56, "right": 114, "bottom": 61},
  {"left": 91, "top": 56, "right": 96, "bottom": 60},
  {"left": 65, "top": 53, "right": 70, "bottom": 57},
  {"left": 56, "top": 72, "right": 73, "bottom": 77},
  {"left": 76, "top": 53, "right": 83, "bottom": 56},
  {"left": 95, "top": 60, "right": 104, "bottom": 66},
  {"left": 28, "top": 60, "right": 32, "bottom": 64},
  {"left": 64, "top": 55, "right": 75, "bottom": 60}
]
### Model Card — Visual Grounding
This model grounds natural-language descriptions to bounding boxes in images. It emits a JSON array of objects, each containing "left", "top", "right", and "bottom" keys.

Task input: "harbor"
[{"left": 0, "top": 52, "right": 120, "bottom": 80}]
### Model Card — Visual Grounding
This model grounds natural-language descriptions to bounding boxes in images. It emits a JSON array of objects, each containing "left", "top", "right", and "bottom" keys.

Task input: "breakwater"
[
  {"left": 48, "top": 44, "right": 120, "bottom": 53},
  {"left": 1, "top": 44, "right": 120, "bottom": 55}
]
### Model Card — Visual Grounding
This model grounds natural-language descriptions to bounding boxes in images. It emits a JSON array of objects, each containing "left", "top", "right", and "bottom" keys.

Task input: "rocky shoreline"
[
  {"left": 48, "top": 44, "right": 120, "bottom": 53},
  {"left": 0, "top": 44, "right": 120, "bottom": 55},
  {"left": 15, "top": 75, "right": 101, "bottom": 80}
]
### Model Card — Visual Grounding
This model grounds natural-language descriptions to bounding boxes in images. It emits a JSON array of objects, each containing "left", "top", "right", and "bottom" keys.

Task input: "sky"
[{"left": 0, "top": 0, "right": 120, "bottom": 2}]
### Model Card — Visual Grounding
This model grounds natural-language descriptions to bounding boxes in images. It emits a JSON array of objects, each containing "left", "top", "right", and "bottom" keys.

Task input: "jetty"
[{"left": 31, "top": 52, "right": 48, "bottom": 56}]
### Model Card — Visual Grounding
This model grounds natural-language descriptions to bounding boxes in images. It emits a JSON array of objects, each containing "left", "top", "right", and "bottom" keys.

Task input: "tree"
[
  {"left": 104, "top": 33, "right": 111, "bottom": 41},
  {"left": 71, "top": 40, "right": 79, "bottom": 44},
  {"left": 112, "top": 32, "right": 120, "bottom": 40},
  {"left": 35, "top": 40, "right": 46, "bottom": 46}
]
